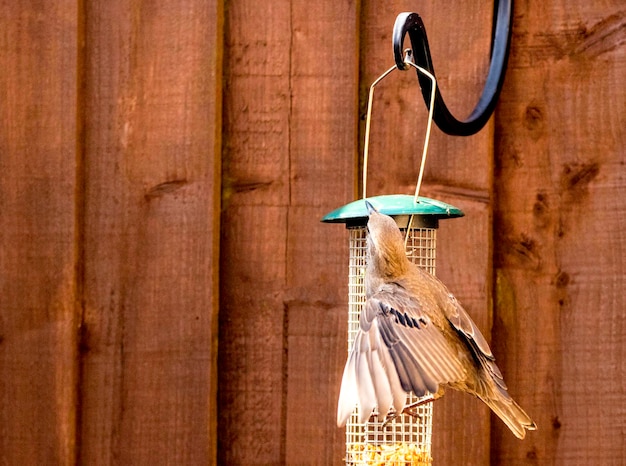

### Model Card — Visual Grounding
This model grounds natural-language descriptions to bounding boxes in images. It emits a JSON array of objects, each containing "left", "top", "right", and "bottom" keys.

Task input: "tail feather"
[
  {"left": 482, "top": 393, "right": 537, "bottom": 439},
  {"left": 474, "top": 351, "right": 536, "bottom": 439}
]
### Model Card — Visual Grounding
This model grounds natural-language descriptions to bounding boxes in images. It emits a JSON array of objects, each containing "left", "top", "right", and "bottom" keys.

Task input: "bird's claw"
[
  {"left": 380, "top": 394, "right": 440, "bottom": 428},
  {"left": 380, "top": 406, "right": 423, "bottom": 428}
]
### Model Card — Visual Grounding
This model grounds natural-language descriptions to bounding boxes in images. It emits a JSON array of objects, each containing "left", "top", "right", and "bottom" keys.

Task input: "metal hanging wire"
[
  {"left": 362, "top": 0, "right": 513, "bottom": 201},
  {"left": 362, "top": 49, "right": 436, "bottom": 204},
  {"left": 362, "top": 1, "right": 512, "bottom": 246},
  {"left": 361, "top": 49, "right": 437, "bottom": 249}
]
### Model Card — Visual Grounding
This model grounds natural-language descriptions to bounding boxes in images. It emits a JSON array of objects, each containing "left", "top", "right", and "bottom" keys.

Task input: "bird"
[{"left": 337, "top": 200, "right": 537, "bottom": 439}]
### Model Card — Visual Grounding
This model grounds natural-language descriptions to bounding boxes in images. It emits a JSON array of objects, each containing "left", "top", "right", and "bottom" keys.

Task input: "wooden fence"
[{"left": 0, "top": 1, "right": 623, "bottom": 464}]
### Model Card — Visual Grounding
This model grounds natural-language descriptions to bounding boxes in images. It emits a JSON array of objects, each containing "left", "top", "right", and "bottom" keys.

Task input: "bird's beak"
[{"left": 364, "top": 199, "right": 377, "bottom": 215}]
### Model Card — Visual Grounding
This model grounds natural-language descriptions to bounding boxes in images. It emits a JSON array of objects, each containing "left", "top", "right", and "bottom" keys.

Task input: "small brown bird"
[{"left": 337, "top": 200, "right": 536, "bottom": 439}]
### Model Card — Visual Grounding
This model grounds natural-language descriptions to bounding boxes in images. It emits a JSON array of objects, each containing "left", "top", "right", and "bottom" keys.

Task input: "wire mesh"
[{"left": 345, "top": 224, "right": 437, "bottom": 465}]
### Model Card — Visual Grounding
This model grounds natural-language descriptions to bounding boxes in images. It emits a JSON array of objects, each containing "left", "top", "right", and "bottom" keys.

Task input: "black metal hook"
[{"left": 393, "top": 0, "right": 513, "bottom": 136}]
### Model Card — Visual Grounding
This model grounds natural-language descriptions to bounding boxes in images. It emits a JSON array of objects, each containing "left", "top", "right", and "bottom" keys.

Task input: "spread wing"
[
  {"left": 417, "top": 271, "right": 508, "bottom": 394},
  {"left": 418, "top": 270, "right": 494, "bottom": 359},
  {"left": 419, "top": 273, "right": 536, "bottom": 437},
  {"left": 337, "top": 272, "right": 535, "bottom": 437},
  {"left": 337, "top": 281, "right": 468, "bottom": 426}
]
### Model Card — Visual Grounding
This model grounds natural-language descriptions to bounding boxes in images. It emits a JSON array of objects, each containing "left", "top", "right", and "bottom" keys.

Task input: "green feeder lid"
[{"left": 321, "top": 194, "right": 464, "bottom": 226}]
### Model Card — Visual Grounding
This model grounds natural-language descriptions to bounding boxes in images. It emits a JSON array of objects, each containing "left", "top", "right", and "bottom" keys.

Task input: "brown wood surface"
[
  {"left": 78, "top": 1, "right": 222, "bottom": 463},
  {"left": 0, "top": 2, "right": 79, "bottom": 464},
  {"left": 284, "top": 1, "right": 358, "bottom": 463},
  {"left": 359, "top": 1, "right": 496, "bottom": 464},
  {"left": 219, "top": 0, "right": 357, "bottom": 463},
  {"left": 493, "top": 2, "right": 625, "bottom": 464},
  {"left": 0, "top": 1, "right": 623, "bottom": 465},
  {"left": 218, "top": 0, "right": 292, "bottom": 463}
]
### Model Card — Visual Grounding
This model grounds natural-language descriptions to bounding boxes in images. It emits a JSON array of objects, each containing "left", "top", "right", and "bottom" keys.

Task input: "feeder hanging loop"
[{"left": 392, "top": 0, "right": 513, "bottom": 136}]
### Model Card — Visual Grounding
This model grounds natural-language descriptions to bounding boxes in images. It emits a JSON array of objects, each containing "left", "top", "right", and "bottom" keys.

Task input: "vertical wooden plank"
[
  {"left": 219, "top": 0, "right": 358, "bottom": 463},
  {"left": 218, "top": 0, "right": 291, "bottom": 463},
  {"left": 359, "top": 1, "right": 494, "bottom": 464},
  {"left": 285, "top": 1, "right": 358, "bottom": 463},
  {"left": 79, "top": 1, "right": 222, "bottom": 463},
  {"left": 493, "top": 1, "right": 625, "bottom": 464},
  {"left": 0, "top": 2, "right": 79, "bottom": 464}
]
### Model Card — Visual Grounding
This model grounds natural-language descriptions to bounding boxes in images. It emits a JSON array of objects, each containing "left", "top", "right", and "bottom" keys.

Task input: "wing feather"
[
  {"left": 337, "top": 347, "right": 357, "bottom": 427},
  {"left": 354, "top": 333, "right": 376, "bottom": 423},
  {"left": 365, "top": 325, "right": 393, "bottom": 419},
  {"left": 364, "top": 284, "right": 468, "bottom": 401},
  {"left": 338, "top": 278, "right": 498, "bottom": 425}
]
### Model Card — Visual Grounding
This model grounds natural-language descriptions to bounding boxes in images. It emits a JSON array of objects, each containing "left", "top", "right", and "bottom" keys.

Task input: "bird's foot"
[
  {"left": 381, "top": 392, "right": 445, "bottom": 428},
  {"left": 381, "top": 410, "right": 402, "bottom": 428},
  {"left": 402, "top": 394, "right": 435, "bottom": 417}
]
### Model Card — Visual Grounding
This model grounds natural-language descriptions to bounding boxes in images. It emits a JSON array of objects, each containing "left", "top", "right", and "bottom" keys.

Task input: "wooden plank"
[
  {"left": 359, "top": 1, "right": 494, "bottom": 464},
  {"left": 0, "top": 2, "right": 79, "bottom": 464},
  {"left": 493, "top": 3, "right": 625, "bottom": 464},
  {"left": 218, "top": 0, "right": 291, "bottom": 463},
  {"left": 219, "top": 1, "right": 358, "bottom": 463},
  {"left": 284, "top": 1, "right": 359, "bottom": 462},
  {"left": 78, "top": 1, "right": 222, "bottom": 463},
  {"left": 218, "top": 206, "right": 288, "bottom": 464}
]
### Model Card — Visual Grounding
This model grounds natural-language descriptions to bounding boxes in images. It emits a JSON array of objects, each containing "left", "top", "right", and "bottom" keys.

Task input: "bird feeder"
[
  {"left": 321, "top": 27, "right": 460, "bottom": 465},
  {"left": 322, "top": 195, "right": 462, "bottom": 465},
  {"left": 322, "top": 5, "right": 512, "bottom": 463}
]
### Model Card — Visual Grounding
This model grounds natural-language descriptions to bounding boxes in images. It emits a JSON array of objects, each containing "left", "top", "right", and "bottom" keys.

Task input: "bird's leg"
[
  {"left": 401, "top": 394, "right": 435, "bottom": 418},
  {"left": 380, "top": 409, "right": 402, "bottom": 428},
  {"left": 403, "top": 388, "right": 445, "bottom": 416},
  {"left": 381, "top": 389, "right": 445, "bottom": 428}
]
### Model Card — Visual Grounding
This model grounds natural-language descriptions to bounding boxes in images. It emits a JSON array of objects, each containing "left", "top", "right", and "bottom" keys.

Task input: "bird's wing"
[
  {"left": 440, "top": 289, "right": 508, "bottom": 392},
  {"left": 337, "top": 323, "right": 402, "bottom": 426},
  {"left": 426, "top": 274, "right": 494, "bottom": 359},
  {"left": 416, "top": 268, "right": 508, "bottom": 393},
  {"left": 419, "top": 274, "right": 537, "bottom": 437},
  {"left": 337, "top": 280, "right": 466, "bottom": 427},
  {"left": 362, "top": 282, "right": 468, "bottom": 399}
]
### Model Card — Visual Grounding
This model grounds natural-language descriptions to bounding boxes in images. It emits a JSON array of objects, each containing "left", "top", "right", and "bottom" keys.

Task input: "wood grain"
[
  {"left": 0, "top": 2, "right": 623, "bottom": 464},
  {"left": 218, "top": 0, "right": 291, "bottom": 462},
  {"left": 78, "top": 1, "right": 222, "bottom": 463},
  {"left": 493, "top": 2, "right": 625, "bottom": 464},
  {"left": 284, "top": 1, "right": 358, "bottom": 462},
  {"left": 219, "top": 0, "right": 358, "bottom": 463},
  {"left": 0, "top": 2, "right": 79, "bottom": 464}
]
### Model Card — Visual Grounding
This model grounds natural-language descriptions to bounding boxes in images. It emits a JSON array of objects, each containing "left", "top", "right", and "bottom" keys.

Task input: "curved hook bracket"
[{"left": 393, "top": 0, "right": 513, "bottom": 136}]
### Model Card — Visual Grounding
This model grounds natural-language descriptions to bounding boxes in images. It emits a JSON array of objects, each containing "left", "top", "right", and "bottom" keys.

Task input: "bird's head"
[{"left": 364, "top": 200, "right": 410, "bottom": 276}]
